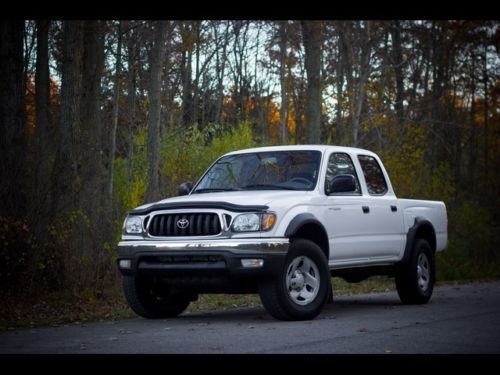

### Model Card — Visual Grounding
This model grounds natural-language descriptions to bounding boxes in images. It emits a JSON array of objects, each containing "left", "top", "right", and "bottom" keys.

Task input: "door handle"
[
  {"left": 362, "top": 206, "right": 370, "bottom": 214},
  {"left": 391, "top": 205, "right": 397, "bottom": 212}
]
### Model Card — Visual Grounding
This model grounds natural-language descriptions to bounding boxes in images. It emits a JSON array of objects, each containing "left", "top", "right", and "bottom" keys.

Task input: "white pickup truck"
[{"left": 117, "top": 145, "right": 447, "bottom": 321}]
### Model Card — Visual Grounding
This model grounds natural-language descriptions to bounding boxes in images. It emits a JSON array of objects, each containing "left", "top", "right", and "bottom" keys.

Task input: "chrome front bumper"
[{"left": 117, "top": 238, "right": 289, "bottom": 257}]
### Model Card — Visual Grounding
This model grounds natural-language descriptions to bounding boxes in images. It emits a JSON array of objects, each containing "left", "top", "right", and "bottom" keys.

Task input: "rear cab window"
[{"left": 357, "top": 155, "right": 388, "bottom": 195}]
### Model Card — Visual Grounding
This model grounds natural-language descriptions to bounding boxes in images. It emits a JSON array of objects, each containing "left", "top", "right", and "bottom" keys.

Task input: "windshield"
[{"left": 193, "top": 150, "right": 322, "bottom": 193}]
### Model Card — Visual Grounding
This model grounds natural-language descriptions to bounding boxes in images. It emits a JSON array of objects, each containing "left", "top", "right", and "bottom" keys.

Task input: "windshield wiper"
[
  {"left": 241, "top": 184, "right": 298, "bottom": 190},
  {"left": 192, "top": 188, "right": 241, "bottom": 194}
]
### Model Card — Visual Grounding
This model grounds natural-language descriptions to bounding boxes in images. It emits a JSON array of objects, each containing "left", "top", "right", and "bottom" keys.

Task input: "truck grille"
[{"left": 148, "top": 213, "right": 222, "bottom": 237}]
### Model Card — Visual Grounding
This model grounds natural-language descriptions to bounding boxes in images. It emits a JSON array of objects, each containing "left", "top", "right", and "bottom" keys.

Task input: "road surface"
[{"left": 1, "top": 281, "right": 500, "bottom": 353}]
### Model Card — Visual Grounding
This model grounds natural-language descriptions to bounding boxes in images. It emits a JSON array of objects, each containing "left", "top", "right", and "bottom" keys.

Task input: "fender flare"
[
  {"left": 284, "top": 213, "right": 327, "bottom": 238},
  {"left": 402, "top": 217, "right": 436, "bottom": 263},
  {"left": 284, "top": 213, "right": 330, "bottom": 259}
]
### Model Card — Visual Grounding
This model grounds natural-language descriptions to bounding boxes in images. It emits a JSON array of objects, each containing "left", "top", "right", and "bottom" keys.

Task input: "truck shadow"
[{"left": 178, "top": 293, "right": 403, "bottom": 323}]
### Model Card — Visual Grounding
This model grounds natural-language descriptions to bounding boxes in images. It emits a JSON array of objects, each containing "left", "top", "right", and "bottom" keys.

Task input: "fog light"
[
  {"left": 119, "top": 259, "right": 131, "bottom": 269},
  {"left": 241, "top": 259, "right": 264, "bottom": 268}
]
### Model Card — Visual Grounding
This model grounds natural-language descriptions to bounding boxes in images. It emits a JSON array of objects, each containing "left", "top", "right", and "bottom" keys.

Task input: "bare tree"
[
  {"left": 51, "top": 20, "right": 83, "bottom": 217},
  {"left": 145, "top": 21, "right": 167, "bottom": 202},
  {"left": 391, "top": 20, "right": 405, "bottom": 132},
  {"left": 179, "top": 22, "right": 194, "bottom": 127},
  {"left": 213, "top": 21, "right": 230, "bottom": 125},
  {"left": 192, "top": 21, "right": 201, "bottom": 126},
  {"left": 32, "top": 20, "right": 52, "bottom": 218},
  {"left": 125, "top": 22, "right": 138, "bottom": 193},
  {"left": 482, "top": 38, "right": 489, "bottom": 183},
  {"left": 0, "top": 21, "right": 27, "bottom": 216},
  {"left": 352, "top": 21, "right": 373, "bottom": 146},
  {"left": 78, "top": 20, "right": 105, "bottom": 213},
  {"left": 338, "top": 21, "right": 374, "bottom": 146},
  {"left": 231, "top": 21, "right": 251, "bottom": 124},
  {"left": 278, "top": 21, "right": 288, "bottom": 144},
  {"left": 301, "top": 20, "right": 322, "bottom": 144},
  {"left": 335, "top": 26, "right": 346, "bottom": 145},
  {"left": 107, "top": 21, "right": 122, "bottom": 208}
]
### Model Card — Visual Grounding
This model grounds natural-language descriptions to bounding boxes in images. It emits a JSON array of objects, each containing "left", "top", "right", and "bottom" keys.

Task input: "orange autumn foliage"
[{"left": 25, "top": 74, "right": 61, "bottom": 136}]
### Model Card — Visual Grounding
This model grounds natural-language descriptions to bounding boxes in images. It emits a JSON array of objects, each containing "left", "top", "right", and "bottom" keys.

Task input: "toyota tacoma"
[{"left": 117, "top": 145, "right": 447, "bottom": 321}]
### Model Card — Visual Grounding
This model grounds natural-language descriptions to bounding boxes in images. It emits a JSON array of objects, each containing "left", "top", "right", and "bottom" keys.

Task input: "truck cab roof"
[{"left": 223, "top": 145, "right": 379, "bottom": 158}]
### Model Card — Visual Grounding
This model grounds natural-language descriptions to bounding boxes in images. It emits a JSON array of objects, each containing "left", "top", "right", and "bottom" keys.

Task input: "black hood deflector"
[{"left": 128, "top": 201, "right": 269, "bottom": 215}]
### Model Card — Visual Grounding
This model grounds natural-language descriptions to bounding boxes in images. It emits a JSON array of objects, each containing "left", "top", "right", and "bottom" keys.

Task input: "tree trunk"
[
  {"left": 78, "top": 20, "right": 105, "bottom": 212},
  {"left": 51, "top": 20, "right": 83, "bottom": 217},
  {"left": 301, "top": 21, "right": 322, "bottom": 144},
  {"left": 278, "top": 21, "right": 288, "bottom": 144},
  {"left": 482, "top": 42, "right": 489, "bottom": 185},
  {"left": 192, "top": 21, "right": 201, "bottom": 127},
  {"left": 107, "top": 21, "right": 122, "bottom": 209},
  {"left": 126, "top": 24, "right": 137, "bottom": 196},
  {"left": 336, "top": 35, "right": 345, "bottom": 145},
  {"left": 214, "top": 22, "right": 229, "bottom": 125},
  {"left": 430, "top": 22, "right": 444, "bottom": 169},
  {"left": 291, "top": 62, "right": 305, "bottom": 144},
  {"left": 338, "top": 22, "right": 354, "bottom": 145},
  {"left": 180, "top": 22, "right": 193, "bottom": 127},
  {"left": 32, "top": 20, "right": 51, "bottom": 219},
  {"left": 145, "top": 21, "right": 166, "bottom": 202},
  {"left": 467, "top": 50, "right": 477, "bottom": 192},
  {"left": 0, "top": 21, "right": 27, "bottom": 217},
  {"left": 351, "top": 21, "right": 372, "bottom": 147},
  {"left": 407, "top": 31, "right": 424, "bottom": 119},
  {"left": 391, "top": 21, "right": 405, "bottom": 132}
]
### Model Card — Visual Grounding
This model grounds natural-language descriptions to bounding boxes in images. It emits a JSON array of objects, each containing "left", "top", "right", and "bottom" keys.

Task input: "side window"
[
  {"left": 357, "top": 155, "right": 388, "bottom": 195},
  {"left": 325, "top": 153, "right": 361, "bottom": 195}
]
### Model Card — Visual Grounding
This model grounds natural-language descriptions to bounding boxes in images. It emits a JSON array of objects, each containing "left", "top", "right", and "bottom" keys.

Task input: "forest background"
[{"left": 0, "top": 20, "right": 498, "bottom": 327}]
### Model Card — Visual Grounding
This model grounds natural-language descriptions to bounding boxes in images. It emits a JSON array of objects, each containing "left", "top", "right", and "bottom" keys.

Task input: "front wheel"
[
  {"left": 123, "top": 276, "right": 191, "bottom": 319},
  {"left": 395, "top": 239, "right": 435, "bottom": 304},
  {"left": 259, "top": 239, "right": 330, "bottom": 321}
]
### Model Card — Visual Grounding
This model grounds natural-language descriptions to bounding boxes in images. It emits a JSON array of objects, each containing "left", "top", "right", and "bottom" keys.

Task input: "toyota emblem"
[{"left": 176, "top": 218, "right": 189, "bottom": 229}]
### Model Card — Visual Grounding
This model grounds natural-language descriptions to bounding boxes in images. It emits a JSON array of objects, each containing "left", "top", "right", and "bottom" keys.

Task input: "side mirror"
[
  {"left": 329, "top": 174, "right": 356, "bottom": 194},
  {"left": 178, "top": 181, "right": 193, "bottom": 196}
]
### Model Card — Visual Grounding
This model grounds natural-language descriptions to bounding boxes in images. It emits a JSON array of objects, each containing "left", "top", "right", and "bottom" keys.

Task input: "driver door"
[{"left": 322, "top": 152, "right": 371, "bottom": 265}]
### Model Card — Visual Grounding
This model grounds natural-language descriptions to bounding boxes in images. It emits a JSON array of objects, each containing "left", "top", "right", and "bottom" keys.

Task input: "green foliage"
[
  {"left": 378, "top": 123, "right": 499, "bottom": 282},
  {"left": 379, "top": 124, "right": 455, "bottom": 203},
  {"left": 160, "top": 122, "right": 255, "bottom": 196},
  {"left": 113, "top": 127, "right": 148, "bottom": 215},
  {"left": 113, "top": 122, "right": 256, "bottom": 216},
  {"left": 110, "top": 121, "right": 257, "bottom": 248},
  {"left": 437, "top": 200, "right": 500, "bottom": 282}
]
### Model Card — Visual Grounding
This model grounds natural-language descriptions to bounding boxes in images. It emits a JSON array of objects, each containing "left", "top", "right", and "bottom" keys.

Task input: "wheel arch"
[
  {"left": 284, "top": 213, "right": 329, "bottom": 260},
  {"left": 402, "top": 217, "right": 436, "bottom": 263}
]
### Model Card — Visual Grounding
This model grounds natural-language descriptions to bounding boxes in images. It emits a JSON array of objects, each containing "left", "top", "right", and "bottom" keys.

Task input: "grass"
[
  {"left": 2, "top": 274, "right": 499, "bottom": 331},
  {"left": 0, "top": 287, "right": 135, "bottom": 331},
  {"left": 0, "top": 276, "right": 396, "bottom": 331}
]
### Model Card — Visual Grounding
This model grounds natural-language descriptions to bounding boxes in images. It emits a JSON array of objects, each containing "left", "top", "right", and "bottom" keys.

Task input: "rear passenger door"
[{"left": 356, "top": 154, "right": 404, "bottom": 259}]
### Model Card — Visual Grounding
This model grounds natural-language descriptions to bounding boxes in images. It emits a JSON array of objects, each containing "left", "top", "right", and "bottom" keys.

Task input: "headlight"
[
  {"left": 124, "top": 216, "right": 142, "bottom": 234},
  {"left": 232, "top": 213, "right": 276, "bottom": 232}
]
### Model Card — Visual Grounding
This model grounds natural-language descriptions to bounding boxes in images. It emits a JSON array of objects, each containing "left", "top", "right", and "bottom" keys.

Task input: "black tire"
[
  {"left": 123, "top": 276, "right": 191, "bottom": 319},
  {"left": 259, "top": 238, "right": 330, "bottom": 321},
  {"left": 395, "top": 239, "right": 435, "bottom": 304}
]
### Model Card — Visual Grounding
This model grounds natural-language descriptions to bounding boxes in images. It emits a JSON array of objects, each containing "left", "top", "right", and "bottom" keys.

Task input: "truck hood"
[{"left": 132, "top": 190, "right": 312, "bottom": 213}]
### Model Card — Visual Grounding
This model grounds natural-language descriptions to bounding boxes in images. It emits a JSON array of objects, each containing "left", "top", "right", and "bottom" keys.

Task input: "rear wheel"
[
  {"left": 123, "top": 276, "right": 191, "bottom": 319},
  {"left": 395, "top": 239, "right": 435, "bottom": 304},
  {"left": 259, "top": 238, "right": 330, "bottom": 321}
]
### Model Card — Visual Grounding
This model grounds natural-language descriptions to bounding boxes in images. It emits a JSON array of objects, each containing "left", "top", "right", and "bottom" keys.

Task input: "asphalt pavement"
[{"left": 1, "top": 281, "right": 500, "bottom": 354}]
